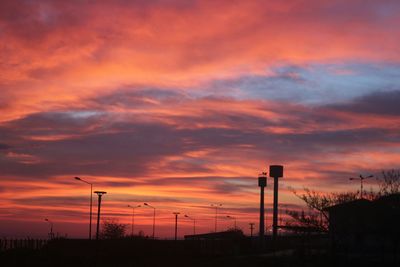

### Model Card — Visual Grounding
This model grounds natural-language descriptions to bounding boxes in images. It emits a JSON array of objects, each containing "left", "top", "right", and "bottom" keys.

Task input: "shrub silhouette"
[{"left": 100, "top": 219, "right": 127, "bottom": 239}]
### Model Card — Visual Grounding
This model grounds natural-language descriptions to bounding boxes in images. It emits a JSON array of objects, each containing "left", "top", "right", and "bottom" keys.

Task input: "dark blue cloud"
[
  {"left": 328, "top": 90, "right": 400, "bottom": 116},
  {"left": 0, "top": 143, "right": 11, "bottom": 150},
  {"left": 205, "top": 63, "right": 400, "bottom": 104}
]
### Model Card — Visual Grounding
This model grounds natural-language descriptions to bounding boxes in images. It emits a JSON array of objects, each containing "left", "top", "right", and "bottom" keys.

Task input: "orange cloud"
[{"left": 1, "top": 0, "right": 400, "bottom": 121}]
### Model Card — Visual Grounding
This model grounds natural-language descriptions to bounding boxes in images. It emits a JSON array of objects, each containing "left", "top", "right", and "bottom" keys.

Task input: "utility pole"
[
  {"left": 94, "top": 191, "right": 107, "bottom": 240},
  {"left": 270, "top": 165, "right": 283, "bottom": 241},
  {"left": 173, "top": 212, "right": 180, "bottom": 241},
  {"left": 249, "top": 223, "right": 255, "bottom": 237}
]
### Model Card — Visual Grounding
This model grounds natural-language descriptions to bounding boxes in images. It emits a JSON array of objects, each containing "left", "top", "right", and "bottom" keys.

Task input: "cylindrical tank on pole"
[
  {"left": 269, "top": 165, "right": 283, "bottom": 240},
  {"left": 258, "top": 172, "right": 267, "bottom": 239}
]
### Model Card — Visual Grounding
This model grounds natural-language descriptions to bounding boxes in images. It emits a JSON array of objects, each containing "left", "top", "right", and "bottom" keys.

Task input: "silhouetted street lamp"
[
  {"left": 74, "top": 176, "right": 93, "bottom": 240},
  {"left": 144, "top": 203, "right": 156, "bottom": 239},
  {"left": 211, "top": 204, "right": 222, "bottom": 232},
  {"left": 94, "top": 191, "right": 107, "bottom": 240},
  {"left": 226, "top": 215, "right": 237, "bottom": 229},
  {"left": 127, "top": 204, "right": 141, "bottom": 236},
  {"left": 173, "top": 212, "right": 180, "bottom": 241},
  {"left": 184, "top": 215, "right": 196, "bottom": 235},
  {"left": 44, "top": 218, "right": 54, "bottom": 239},
  {"left": 349, "top": 174, "right": 374, "bottom": 199}
]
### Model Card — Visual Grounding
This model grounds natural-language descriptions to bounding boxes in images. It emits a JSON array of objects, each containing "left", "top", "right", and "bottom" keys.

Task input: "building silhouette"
[{"left": 326, "top": 193, "right": 400, "bottom": 251}]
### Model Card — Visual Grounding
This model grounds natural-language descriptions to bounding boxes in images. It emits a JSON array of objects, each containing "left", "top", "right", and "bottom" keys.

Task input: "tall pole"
[
  {"left": 94, "top": 191, "right": 107, "bottom": 240},
  {"left": 173, "top": 212, "right": 180, "bottom": 240},
  {"left": 258, "top": 173, "right": 267, "bottom": 239},
  {"left": 153, "top": 208, "right": 155, "bottom": 239},
  {"left": 215, "top": 206, "right": 218, "bottom": 232},
  {"left": 249, "top": 223, "right": 255, "bottom": 237},
  {"left": 75, "top": 177, "right": 93, "bottom": 240},
  {"left": 90, "top": 183, "right": 92, "bottom": 239},
  {"left": 131, "top": 207, "right": 134, "bottom": 235},
  {"left": 128, "top": 205, "right": 141, "bottom": 236},
  {"left": 144, "top": 203, "right": 156, "bottom": 239},
  {"left": 96, "top": 195, "right": 101, "bottom": 240},
  {"left": 211, "top": 204, "right": 222, "bottom": 232},
  {"left": 270, "top": 165, "right": 283, "bottom": 241},
  {"left": 273, "top": 177, "right": 278, "bottom": 238}
]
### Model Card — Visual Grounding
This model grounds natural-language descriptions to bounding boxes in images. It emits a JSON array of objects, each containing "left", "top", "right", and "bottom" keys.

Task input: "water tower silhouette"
[
  {"left": 258, "top": 172, "right": 267, "bottom": 239},
  {"left": 270, "top": 165, "right": 283, "bottom": 240}
]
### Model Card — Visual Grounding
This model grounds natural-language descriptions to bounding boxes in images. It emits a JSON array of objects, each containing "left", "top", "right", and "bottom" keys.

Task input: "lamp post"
[
  {"left": 211, "top": 204, "right": 222, "bottom": 232},
  {"left": 184, "top": 215, "right": 196, "bottom": 235},
  {"left": 127, "top": 204, "right": 141, "bottom": 236},
  {"left": 173, "top": 212, "right": 180, "bottom": 241},
  {"left": 74, "top": 177, "right": 93, "bottom": 240},
  {"left": 349, "top": 174, "right": 374, "bottom": 199},
  {"left": 144, "top": 203, "right": 156, "bottom": 239},
  {"left": 94, "top": 191, "right": 107, "bottom": 240},
  {"left": 44, "top": 218, "right": 54, "bottom": 239},
  {"left": 226, "top": 215, "right": 237, "bottom": 229}
]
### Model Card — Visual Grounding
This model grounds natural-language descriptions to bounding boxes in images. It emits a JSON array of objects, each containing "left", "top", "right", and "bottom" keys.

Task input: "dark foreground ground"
[{"left": 1, "top": 236, "right": 399, "bottom": 267}]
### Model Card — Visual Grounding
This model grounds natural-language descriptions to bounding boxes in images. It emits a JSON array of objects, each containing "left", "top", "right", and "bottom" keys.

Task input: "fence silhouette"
[{"left": 0, "top": 238, "right": 47, "bottom": 251}]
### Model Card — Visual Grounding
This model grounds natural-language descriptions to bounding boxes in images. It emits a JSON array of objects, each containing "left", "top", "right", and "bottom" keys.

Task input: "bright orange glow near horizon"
[{"left": 1, "top": 0, "right": 400, "bottom": 239}]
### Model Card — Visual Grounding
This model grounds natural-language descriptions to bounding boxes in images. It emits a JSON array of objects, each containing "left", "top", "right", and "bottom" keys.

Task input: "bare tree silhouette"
[
  {"left": 378, "top": 169, "right": 400, "bottom": 195},
  {"left": 286, "top": 189, "right": 359, "bottom": 232}
]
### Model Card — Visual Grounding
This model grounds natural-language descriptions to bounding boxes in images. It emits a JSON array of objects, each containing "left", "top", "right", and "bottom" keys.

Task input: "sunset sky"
[{"left": 1, "top": 0, "right": 400, "bottom": 239}]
